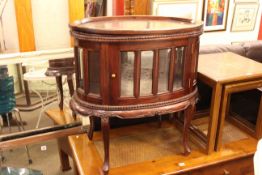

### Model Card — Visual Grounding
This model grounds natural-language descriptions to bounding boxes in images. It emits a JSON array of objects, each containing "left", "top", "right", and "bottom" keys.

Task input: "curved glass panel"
[
  {"left": 88, "top": 51, "right": 100, "bottom": 95},
  {"left": 120, "top": 52, "right": 135, "bottom": 97},
  {"left": 158, "top": 49, "right": 171, "bottom": 93},
  {"left": 173, "top": 47, "right": 185, "bottom": 90},
  {"left": 140, "top": 51, "right": 153, "bottom": 96},
  {"left": 78, "top": 48, "right": 84, "bottom": 89}
]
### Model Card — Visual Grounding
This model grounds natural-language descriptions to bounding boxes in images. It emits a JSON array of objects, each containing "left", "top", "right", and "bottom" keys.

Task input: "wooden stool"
[{"left": 45, "top": 58, "right": 75, "bottom": 110}]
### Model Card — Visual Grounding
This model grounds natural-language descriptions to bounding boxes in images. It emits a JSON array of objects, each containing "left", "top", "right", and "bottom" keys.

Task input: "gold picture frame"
[
  {"left": 231, "top": 3, "right": 259, "bottom": 32},
  {"left": 152, "top": 0, "right": 199, "bottom": 22}
]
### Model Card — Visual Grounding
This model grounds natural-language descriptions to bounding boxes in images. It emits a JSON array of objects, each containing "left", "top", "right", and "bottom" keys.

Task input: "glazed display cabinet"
[{"left": 70, "top": 16, "right": 203, "bottom": 174}]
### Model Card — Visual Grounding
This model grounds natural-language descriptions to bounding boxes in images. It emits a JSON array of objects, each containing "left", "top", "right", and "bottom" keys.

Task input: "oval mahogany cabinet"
[{"left": 70, "top": 16, "right": 203, "bottom": 174}]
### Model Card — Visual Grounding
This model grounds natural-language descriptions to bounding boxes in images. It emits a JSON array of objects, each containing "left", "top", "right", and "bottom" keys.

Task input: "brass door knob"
[
  {"left": 223, "top": 169, "right": 230, "bottom": 175},
  {"left": 111, "top": 74, "right": 116, "bottom": 78}
]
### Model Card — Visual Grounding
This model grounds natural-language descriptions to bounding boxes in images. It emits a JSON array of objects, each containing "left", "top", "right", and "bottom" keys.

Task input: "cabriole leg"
[
  {"left": 183, "top": 101, "right": 195, "bottom": 155},
  {"left": 88, "top": 116, "right": 95, "bottom": 140},
  {"left": 101, "top": 116, "right": 110, "bottom": 175}
]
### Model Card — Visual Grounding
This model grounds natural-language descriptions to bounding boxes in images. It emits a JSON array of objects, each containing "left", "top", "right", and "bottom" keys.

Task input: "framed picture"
[
  {"left": 231, "top": 3, "right": 259, "bottom": 32},
  {"left": 202, "top": 0, "right": 230, "bottom": 32},
  {"left": 235, "top": 0, "right": 258, "bottom": 2},
  {"left": 152, "top": 0, "right": 199, "bottom": 22}
]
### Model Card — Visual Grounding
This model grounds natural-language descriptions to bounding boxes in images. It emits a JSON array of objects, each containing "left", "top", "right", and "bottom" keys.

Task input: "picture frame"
[
  {"left": 234, "top": 0, "right": 258, "bottom": 2},
  {"left": 202, "top": 0, "right": 230, "bottom": 32},
  {"left": 152, "top": 0, "right": 199, "bottom": 22},
  {"left": 231, "top": 3, "right": 259, "bottom": 32}
]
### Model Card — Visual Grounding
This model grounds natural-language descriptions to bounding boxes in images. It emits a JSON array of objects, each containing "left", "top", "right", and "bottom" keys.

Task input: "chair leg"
[
  {"left": 35, "top": 111, "right": 43, "bottom": 129},
  {"left": 29, "top": 88, "right": 44, "bottom": 129},
  {"left": 6, "top": 114, "right": 12, "bottom": 134},
  {"left": 0, "top": 119, "right": 5, "bottom": 164},
  {"left": 13, "top": 108, "right": 33, "bottom": 164},
  {"left": 0, "top": 116, "right": 3, "bottom": 132},
  {"left": 56, "top": 76, "right": 63, "bottom": 110},
  {"left": 0, "top": 150, "right": 6, "bottom": 167},
  {"left": 67, "top": 74, "right": 74, "bottom": 97}
]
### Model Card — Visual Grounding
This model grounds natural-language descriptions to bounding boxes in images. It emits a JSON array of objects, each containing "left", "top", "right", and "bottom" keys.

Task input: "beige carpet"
[
  {"left": 192, "top": 117, "right": 249, "bottom": 144},
  {"left": 94, "top": 119, "right": 249, "bottom": 168},
  {"left": 94, "top": 126, "right": 198, "bottom": 168}
]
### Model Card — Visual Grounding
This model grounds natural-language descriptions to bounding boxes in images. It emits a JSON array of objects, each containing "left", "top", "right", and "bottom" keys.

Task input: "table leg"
[
  {"left": 216, "top": 86, "right": 230, "bottom": 151},
  {"left": 57, "top": 133, "right": 72, "bottom": 171},
  {"left": 88, "top": 116, "right": 95, "bottom": 140},
  {"left": 256, "top": 94, "right": 262, "bottom": 139},
  {"left": 206, "top": 83, "right": 222, "bottom": 154},
  {"left": 73, "top": 161, "right": 80, "bottom": 175},
  {"left": 101, "top": 116, "right": 110, "bottom": 175},
  {"left": 58, "top": 148, "right": 71, "bottom": 171},
  {"left": 215, "top": 80, "right": 262, "bottom": 150},
  {"left": 183, "top": 101, "right": 195, "bottom": 155},
  {"left": 56, "top": 76, "right": 63, "bottom": 110}
]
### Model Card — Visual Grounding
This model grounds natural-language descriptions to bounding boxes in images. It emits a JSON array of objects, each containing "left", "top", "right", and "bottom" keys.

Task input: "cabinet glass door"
[
  {"left": 88, "top": 51, "right": 100, "bottom": 95},
  {"left": 174, "top": 47, "right": 185, "bottom": 90},
  {"left": 120, "top": 52, "right": 135, "bottom": 97},
  {"left": 158, "top": 49, "right": 171, "bottom": 93}
]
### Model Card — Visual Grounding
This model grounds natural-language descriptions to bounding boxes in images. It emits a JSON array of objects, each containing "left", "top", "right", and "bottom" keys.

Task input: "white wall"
[
  {"left": 2, "top": 0, "right": 19, "bottom": 53},
  {"left": 1, "top": 0, "right": 20, "bottom": 93},
  {"left": 153, "top": 0, "right": 262, "bottom": 45},
  {"left": 31, "top": 0, "right": 70, "bottom": 50},
  {"left": 200, "top": 0, "right": 262, "bottom": 45},
  {"left": 1, "top": 0, "right": 71, "bottom": 52},
  {"left": 107, "top": 0, "right": 113, "bottom": 16},
  {"left": 1, "top": 0, "right": 262, "bottom": 50}
]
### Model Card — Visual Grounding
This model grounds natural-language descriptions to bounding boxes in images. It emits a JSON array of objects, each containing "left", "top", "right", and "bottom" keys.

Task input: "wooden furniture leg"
[
  {"left": 67, "top": 74, "right": 77, "bottom": 119},
  {"left": 207, "top": 83, "right": 222, "bottom": 154},
  {"left": 67, "top": 74, "right": 74, "bottom": 96},
  {"left": 22, "top": 66, "right": 31, "bottom": 105},
  {"left": 73, "top": 161, "right": 80, "bottom": 175},
  {"left": 183, "top": 101, "right": 195, "bottom": 155},
  {"left": 216, "top": 80, "right": 262, "bottom": 151},
  {"left": 101, "top": 116, "right": 110, "bottom": 175},
  {"left": 58, "top": 148, "right": 71, "bottom": 171},
  {"left": 256, "top": 90, "right": 262, "bottom": 139},
  {"left": 88, "top": 116, "right": 95, "bottom": 140},
  {"left": 56, "top": 76, "right": 63, "bottom": 110},
  {"left": 57, "top": 137, "right": 72, "bottom": 172}
]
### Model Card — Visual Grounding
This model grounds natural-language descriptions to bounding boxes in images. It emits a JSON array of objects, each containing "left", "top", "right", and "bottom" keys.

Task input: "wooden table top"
[
  {"left": 70, "top": 16, "right": 202, "bottom": 35},
  {"left": 198, "top": 52, "right": 262, "bottom": 84}
]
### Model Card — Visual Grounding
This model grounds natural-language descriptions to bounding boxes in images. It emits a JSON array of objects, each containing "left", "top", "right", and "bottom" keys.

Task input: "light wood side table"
[{"left": 197, "top": 52, "right": 262, "bottom": 153}]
